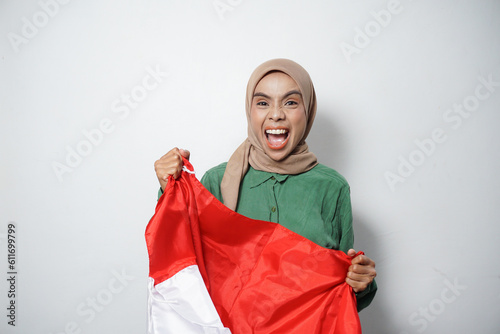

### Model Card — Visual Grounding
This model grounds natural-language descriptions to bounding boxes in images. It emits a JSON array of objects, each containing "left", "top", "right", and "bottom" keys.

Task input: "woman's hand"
[
  {"left": 154, "top": 148, "right": 190, "bottom": 191},
  {"left": 345, "top": 249, "right": 377, "bottom": 293}
]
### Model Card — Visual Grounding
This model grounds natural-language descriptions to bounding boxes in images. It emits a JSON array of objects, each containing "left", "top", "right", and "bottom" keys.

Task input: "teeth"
[{"left": 266, "top": 129, "right": 288, "bottom": 135}]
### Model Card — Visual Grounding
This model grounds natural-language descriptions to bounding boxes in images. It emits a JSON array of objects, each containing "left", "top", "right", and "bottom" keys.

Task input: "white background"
[{"left": 1, "top": 0, "right": 500, "bottom": 333}]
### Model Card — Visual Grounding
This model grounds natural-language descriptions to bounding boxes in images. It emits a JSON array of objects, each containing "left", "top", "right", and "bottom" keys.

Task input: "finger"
[
  {"left": 155, "top": 152, "right": 184, "bottom": 183},
  {"left": 156, "top": 156, "right": 182, "bottom": 176},
  {"left": 346, "top": 267, "right": 376, "bottom": 291},
  {"left": 347, "top": 249, "right": 356, "bottom": 257},
  {"left": 347, "top": 267, "right": 376, "bottom": 280},
  {"left": 159, "top": 147, "right": 180, "bottom": 160},
  {"left": 349, "top": 260, "right": 377, "bottom": 277},
  {"left": 179, "top": 149, "right": 190, "bottom": 160},
  {"left": 167, "top": 164, "right": 183, "bottom": 180},
  {"left": 351, "top": 254, "right": 375, "bottom": 267},
  {"left": 345, "top": 277, "right": 370, "bottom": 293},
  {"left": 347, "top": 271, "right": 375, "bottom": 282}
]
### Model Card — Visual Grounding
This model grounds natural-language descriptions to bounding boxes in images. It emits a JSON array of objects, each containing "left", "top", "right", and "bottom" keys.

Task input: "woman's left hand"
[{"left": 345, "top": 249, "right": 377, "bottom": 293}]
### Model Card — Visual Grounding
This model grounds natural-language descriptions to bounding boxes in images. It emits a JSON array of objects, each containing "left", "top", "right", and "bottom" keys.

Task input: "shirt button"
[
  {"left": 271, "top": 176, "right": 275, "bottom": 180},
  {"left": 271, "top": 206, "right": 276, "bottom": 212}
]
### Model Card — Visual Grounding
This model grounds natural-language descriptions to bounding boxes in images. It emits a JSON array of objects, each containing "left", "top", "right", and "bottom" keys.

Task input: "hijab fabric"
[{"left": 221, "top": 59, "right": 318, "bottom": 210}]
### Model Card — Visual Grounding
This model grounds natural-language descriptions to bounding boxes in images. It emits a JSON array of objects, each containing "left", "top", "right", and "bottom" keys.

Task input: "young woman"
[{"left": 154, "top": 58, "right": 377, "bottom": 311}]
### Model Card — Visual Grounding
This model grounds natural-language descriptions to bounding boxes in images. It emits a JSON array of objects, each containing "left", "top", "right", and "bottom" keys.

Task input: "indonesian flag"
[{"left": 145, "top": 159, "right": 362, "bottom": 333}]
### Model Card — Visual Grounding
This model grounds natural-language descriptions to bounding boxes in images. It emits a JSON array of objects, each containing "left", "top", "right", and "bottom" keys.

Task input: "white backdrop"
[{"left": 1, "top": 1, "right": 499, "bottom": 333}]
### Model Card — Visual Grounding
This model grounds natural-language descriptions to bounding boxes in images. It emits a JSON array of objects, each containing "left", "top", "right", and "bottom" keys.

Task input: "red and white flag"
[{"left": 145, "top": 159, "right": 362, "bottom": 333}]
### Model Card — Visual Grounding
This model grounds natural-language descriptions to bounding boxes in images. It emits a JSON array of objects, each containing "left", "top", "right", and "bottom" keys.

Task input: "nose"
[{"left": 268, "top": 105, "right": 285, "bottom": 121}]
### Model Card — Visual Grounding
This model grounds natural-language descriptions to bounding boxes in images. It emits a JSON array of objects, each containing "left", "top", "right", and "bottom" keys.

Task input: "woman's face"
[{"left": 250, "top": 71, "right": 307, "bottom": 162}]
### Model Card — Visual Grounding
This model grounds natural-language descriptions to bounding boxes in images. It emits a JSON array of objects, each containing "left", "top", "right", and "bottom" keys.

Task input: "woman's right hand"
[{"left": 154, "top": 147, "right": 190, "bottom": 191}]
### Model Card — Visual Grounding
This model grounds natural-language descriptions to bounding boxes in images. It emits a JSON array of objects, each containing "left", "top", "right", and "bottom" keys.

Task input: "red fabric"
[{"left": 146, "top": 159, "right": 362, "bottom": 334}]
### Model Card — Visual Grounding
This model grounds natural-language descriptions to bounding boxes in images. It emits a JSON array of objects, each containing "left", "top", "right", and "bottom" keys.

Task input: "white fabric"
[
  {"left": 182, "top": 165, "right": 196, "bottom": 174},
  {"left": 148, "top": 265, "right": 232, "bottom": 334}
]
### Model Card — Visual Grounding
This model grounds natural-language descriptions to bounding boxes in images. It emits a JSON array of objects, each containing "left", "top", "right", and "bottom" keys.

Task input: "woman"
[{"left": 154, "top": 58, "right": 377, "bottom": 311}]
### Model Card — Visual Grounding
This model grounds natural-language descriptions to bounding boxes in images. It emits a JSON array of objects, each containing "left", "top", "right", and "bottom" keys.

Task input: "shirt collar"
[{"left": 247, "top": 167, "right": 290, "bottom": 188}]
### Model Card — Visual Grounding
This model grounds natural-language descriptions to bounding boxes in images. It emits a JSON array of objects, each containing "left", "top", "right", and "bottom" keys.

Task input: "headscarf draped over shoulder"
[{"left": 221, "top": 58, "right": 318, "bottom": 210}]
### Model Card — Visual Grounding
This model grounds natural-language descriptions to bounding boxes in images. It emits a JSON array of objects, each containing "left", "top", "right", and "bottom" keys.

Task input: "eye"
[
  {"left": 256, "top": 101, "right": 268, "bottom": 106},
  {"left": 285, "top": 100, "right": 298, "bottom": 106}
]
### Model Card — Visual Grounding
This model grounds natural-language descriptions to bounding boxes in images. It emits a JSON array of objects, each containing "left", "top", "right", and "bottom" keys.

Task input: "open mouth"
[{"left": 265, "top": 128, "right": 289, "bottom": 149}]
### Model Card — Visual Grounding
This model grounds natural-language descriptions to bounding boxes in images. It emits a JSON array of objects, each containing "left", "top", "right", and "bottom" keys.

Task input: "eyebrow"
[{"left": 253, "top": 90, "right": 302, "bottom": 99}]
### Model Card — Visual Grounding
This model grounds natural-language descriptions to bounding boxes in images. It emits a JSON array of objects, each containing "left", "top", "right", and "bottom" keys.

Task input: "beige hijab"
[{"left": 221, "top": 59, "right": 318, "bottom": 210}]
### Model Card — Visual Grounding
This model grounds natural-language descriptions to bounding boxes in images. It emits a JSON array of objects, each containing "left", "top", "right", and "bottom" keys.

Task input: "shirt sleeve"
[
  {"left": 356, "top": 279, "right": 377, "bottom": 312},
  {"left": 337, "top": 184, "right": 377, "bottom": 312},
  {"left": 338, "top": 185, "right": 354, "bottom": 254},
  {"left": 200, "top": 163, "right": 226, "bottom": 203}
]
